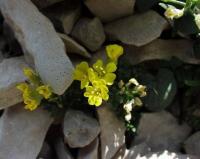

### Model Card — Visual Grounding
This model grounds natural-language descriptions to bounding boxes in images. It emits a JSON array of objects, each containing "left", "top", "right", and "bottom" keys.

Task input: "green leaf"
[
  {"left": 142, "top": 69, "right": 177, "bottom": 111},
  {"left": 174, "top": 13, "right": 199, "bottom": 35}
]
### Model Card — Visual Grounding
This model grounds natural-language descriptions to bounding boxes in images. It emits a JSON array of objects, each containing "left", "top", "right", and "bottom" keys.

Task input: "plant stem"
[{"left": 162, "top": 0, "right": 186, "bottom": 6}]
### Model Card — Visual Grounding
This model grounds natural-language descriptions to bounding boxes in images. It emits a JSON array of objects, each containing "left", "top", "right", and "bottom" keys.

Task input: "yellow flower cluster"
[
  {"left": 17, "top": 68, "right": 52, "bottom": 111},
  {"left": 73, "top": 44, "right": 124, "bottom": 106}
]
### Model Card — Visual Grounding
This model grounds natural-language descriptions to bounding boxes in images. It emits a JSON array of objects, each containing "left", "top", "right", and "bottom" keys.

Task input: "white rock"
[
  {"left": 54, "top": 138, "right": 74, "bottom": 159},
  {"left": 63, "top": 110, "right": 100, "bottom": 148},
  {"left": 0, "top": 104, "right": 53, "bottom": 159},
  {"left": 72, "top": 17, "right": 105, "bottom": 51},
  {"left": 113, "top": 143, "right": 151, "bottom": 159},
  {"left": 84, "top": 0, "right": 135, "bottom": 22},
  {"left": 133, "top": 111, "right": 191, "bottom": 152},
  {"left": 77, "top": 138, "right": 99, "bottom": 159},
  {"left": 123, "top": 39, "right": 199, "bottom": 65},
  {"left": 105, "top": 10, "right": 168, "bottom": 46},
  {"left": 97, "top": 103, "right": 126, "bottom": 159},
  {"left": 0, "top": 0, "right": 74, "bottom": 95},
  {"left": 140, "top": 151, "right": 198, "bottom": 159},
  {"left": 184, "top": 131, "right": 200, "bottom": 156},
  {"left": 0, "top": 57, "right": 27, "bottom": 109},
  {"left": 58, "top": 33, "right": 91, "bottom": 58}
]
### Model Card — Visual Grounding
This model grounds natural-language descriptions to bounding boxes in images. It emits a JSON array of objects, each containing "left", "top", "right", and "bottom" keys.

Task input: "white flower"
[
  {"left": 125, "top": 113, "right": 132, "bottom": 122},
  {"left": 164, "top": 5, "right": 184, "bottom": 19},
  {"left": 195, "top": 14, "right": 200, "bottom": 30},
  {"left": 123, "top": 99, "right": 134, "bottom": 113}
]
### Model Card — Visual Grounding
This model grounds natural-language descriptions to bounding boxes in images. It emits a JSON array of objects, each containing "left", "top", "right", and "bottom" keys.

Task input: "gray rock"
[
  {"left": 0, "top": 0, "right": 74, "bottom": 95},
  {"left": 44, "top": 0, "right": 81, "bottom": 34},
  {"left": 97, "top": 103, "right": 126, "bottom": 159},
  {"left": 184, "top": 131, "right": 200, "bottom": 156},
  {"left": 0, "top": 104, "right": 53, "bottom": 159},
  {"left": 71, "top": 17, "right": 105, "bottom": 51},
  {"left": 105, "top": 10, "right": 168, "bottom": 46},
  {"left": 58, "top": 33, "right": 91, "bottom": 58},
  {"left": 77, "top": 138, "right": 99, "bottom": 159},
  {"left": 54, "top": 138, "right": 74, "bottom": 159},
  {"left": 140, "top": 151, "right": 198, "bottom": 159},
  {"left": 133, "top": 111, "right": 191, "bottom": 152},
  {"left": 63, "top": 110, "right": 100, "bottom": 148},
  {"left": 0, "top": 57, "right": 27, "bottom": 109},
  {"left": 113, "top": 143, "right": 151, "bottom": 159},
  {"left": 84, "top": 0, "right": 135, "bottom": 22},
  {"left": 123, "top": 39, "right": 199, "bottom": 65},
  {"left": 31, "top": 0, "right": 64, "bottom": 8}
]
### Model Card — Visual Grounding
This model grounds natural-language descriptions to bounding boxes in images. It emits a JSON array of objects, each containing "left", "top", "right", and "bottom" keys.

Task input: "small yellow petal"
[
  {"left": 106, "top": 44, "right": 124, "bottom": 62},
  {"left": 106, "top": 62, "right": 117, "bottom": 73}
]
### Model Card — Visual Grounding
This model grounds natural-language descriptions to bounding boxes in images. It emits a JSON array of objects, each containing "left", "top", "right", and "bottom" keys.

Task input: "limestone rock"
[
  {"left": 184, "top": 131, "right": 200, "bottom": 156},
  {"left": 58, "top": 33, "right": 91, "bottom": 58},
  {"left": 44, "top": 0, "right": 81, "bottom": 34},
  {"left": 140, "top": 151, "right": 198, "bottom": 159},
  {"left": 0, "top": 104, "right": 53, "bottom": 159},
  {"left": 0, "top": 57, "right": 27, "bottom": 109},
  {"left": 31, "top": 0, "right": 64, "bottom": 8},
  {"left": 133, "top": 111, "right": 191, "bottom": 152},
  {"left": 97, "top": 103, "right": 126, "bottom": 159},
  {"left": 72, "top": 17, "right": 105, "bottom": 51},
  {"left": 0, "top": 0, "right": 74, "bottom": 95},
  {"left": 77, "top": 138, "right": 99, "bottom": 159},
  {"left": 63, "top": 110, "right": 100, "bottom": 148},
  {"left": 84, "top": 0, "right": 135, "bottom": 22},
  {"left": 105, "top": 10, "right": 168, "bottom": 46},
  {"left": 123, "top": 39, "right": 199, "bottom": 65},
  {"left": 54, "top": 138, "right": 74, "bottom": 159}
]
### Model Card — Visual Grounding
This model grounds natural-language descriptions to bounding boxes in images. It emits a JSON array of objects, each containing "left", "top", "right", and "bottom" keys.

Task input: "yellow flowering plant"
[
  {"left": 17, "top": 68, "right": 53, "bottom": 111},
  {"left": 73, "top": 44, "right": 124, "bottom": 107}
]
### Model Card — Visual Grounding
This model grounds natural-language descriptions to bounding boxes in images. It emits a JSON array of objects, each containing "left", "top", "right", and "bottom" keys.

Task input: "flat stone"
[
  {"left": 97, "top": 103, "right": 126, "bottom": 159},
  {"left": 0, "top": 0, "right": 74, "bottom": 95},
  {"left": 105, "top": 10, "right": 168, "bottom": 46},
  {"left": 77, "top": 138, "right": 99, "bottom": 159},
  {"left": 140, "top": 151, "right": 198, "bottom": 159},
  {"left": 0, "top": 57, "right": 27, "bottom": 109},
  {"left": 54, "top": 137, "right": 74, "bottom": 159},
  {"left": 0, "top": 104, "right": 53, "bottom": 159},
  {"left": 58, "top": 33, "right": 91, "bottom": 58},
  {"left": 44, "top": 0, "right": 81, "bottom": 34},
  {"left": 84, "top": 0, "right": 135, "bottom": 22},
  {"left": 71, "top": 17, "right": 105, "bottom": 51},
  {"left": 63, "top": 110, "right": 100, "bottom": 148},
  {"left": 184, "top": 131, "right": 200, "bottom": 156},
  {"left": 133, "top": 111, "right": 191, "bottom": 152},
  {"left": 31, "top": 0, "right": 64, "bottom": 8},
  {"left": 123, "top": 39, "right": 200, "bottom": 65}
]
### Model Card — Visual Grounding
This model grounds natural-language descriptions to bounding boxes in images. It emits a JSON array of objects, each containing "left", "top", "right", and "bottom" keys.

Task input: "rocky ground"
[{"left": 0, "top": 0, "right": 200, "bottom": 159}]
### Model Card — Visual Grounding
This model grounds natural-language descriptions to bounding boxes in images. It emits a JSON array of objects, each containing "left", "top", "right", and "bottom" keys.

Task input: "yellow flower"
[
  {"left": 23, "top": 68, "right": 41, "bottom": 85},
  {"left": 73, "top": 62, "right": 90, "bottom": 89},
  {"left": 84, "top": 80, "right": 109, "bottom": 106},
  {"left": 36, "top": 85, "right": 52, "bottom": 99},
  {"left": 164, "top": 5, "right": 184, "bottom": 19},
  {"left": 16, "top": 83, "right": 29, "bottom": 92},
  {"left": 93, "top": 60, "right": 117, "bottom": 85},
  {"left": 24, "top": 98, "right": 40, "bottom": 111},
  {"left": 106, "top": 44, "right": 124, "bottom": 63}
]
